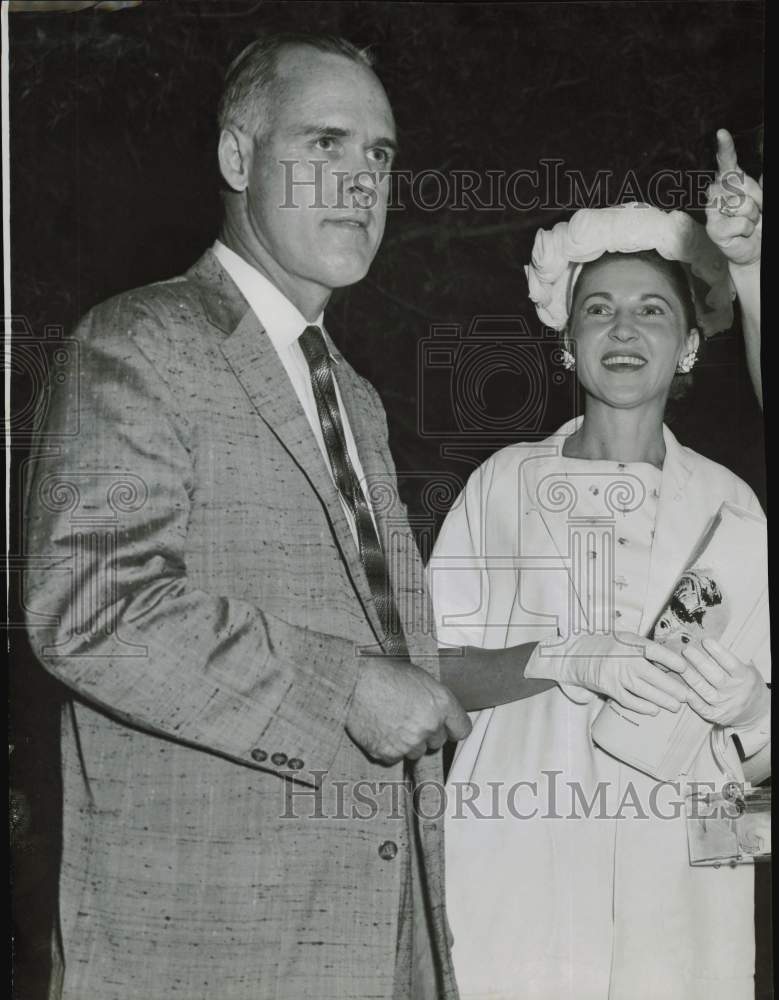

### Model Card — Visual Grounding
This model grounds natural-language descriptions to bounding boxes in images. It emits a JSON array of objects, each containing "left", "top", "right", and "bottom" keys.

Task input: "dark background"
[{"left": 8, "top": 2, "right": 769, "bottom": 997}]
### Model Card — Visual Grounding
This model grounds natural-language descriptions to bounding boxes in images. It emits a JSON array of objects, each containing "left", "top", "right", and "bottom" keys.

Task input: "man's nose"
[
  {"left": 347, "top": 171, "right": 377, "bottom": 208},
  {"left": 338, "top": 150, "right": 380, "bottom": 206}
]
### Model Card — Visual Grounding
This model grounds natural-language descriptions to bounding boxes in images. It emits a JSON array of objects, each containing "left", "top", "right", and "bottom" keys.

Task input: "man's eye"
[
  {"left": 368, "top": 147, "right": 392, "bottom": 167},
  {"left": 315, "top": 136, "right": 339, "bottom": 152}
]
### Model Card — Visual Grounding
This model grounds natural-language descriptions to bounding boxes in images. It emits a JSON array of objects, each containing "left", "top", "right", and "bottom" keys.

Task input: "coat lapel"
[
  {"left": 638, "top": 425, "right": 701, "bottom": 635},
  {"left": 189, "top": 250, "right": 387, "bottom": 644}
]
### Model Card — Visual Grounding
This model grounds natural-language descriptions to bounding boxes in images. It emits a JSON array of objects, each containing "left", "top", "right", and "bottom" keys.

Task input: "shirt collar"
[{"left": 213, "top": 240, "right": 325, "bottom": 353}]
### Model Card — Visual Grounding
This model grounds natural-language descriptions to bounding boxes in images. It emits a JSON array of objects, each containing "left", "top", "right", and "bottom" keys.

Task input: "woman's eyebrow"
[{"left": 639, "top": 293, "right": 675, "bottom": 307}]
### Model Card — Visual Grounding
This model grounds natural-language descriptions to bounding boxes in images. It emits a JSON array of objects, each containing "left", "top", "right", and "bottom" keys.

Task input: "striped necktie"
[{"left": 298, "top": 325, "right": 407, "bottom": 656}]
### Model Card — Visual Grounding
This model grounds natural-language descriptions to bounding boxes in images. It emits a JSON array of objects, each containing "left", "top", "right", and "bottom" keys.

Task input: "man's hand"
[
  {"left": 345, "top": 657, "right": 471, "bottom": 764},
  {"left": 705, "top": 128, "right": 762, "bottom": 268}
]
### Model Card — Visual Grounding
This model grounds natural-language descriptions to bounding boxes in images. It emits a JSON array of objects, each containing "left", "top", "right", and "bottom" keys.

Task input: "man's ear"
[{"left": 218, "top": 127, "right": 251, "bottom": 192}]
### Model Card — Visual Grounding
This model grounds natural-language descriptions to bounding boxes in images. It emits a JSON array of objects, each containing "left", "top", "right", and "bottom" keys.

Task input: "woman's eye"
[
  {"left": 639, "top": 304, "right": 664, "bottom": 316},
  {"left": 585, "top": 303, "right": 610, "bottom": 316}
]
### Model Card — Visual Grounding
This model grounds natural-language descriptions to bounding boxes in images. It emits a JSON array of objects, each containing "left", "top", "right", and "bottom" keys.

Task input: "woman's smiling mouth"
[{"left": 601, "top": 352, "right": 648, "bottom": 371}]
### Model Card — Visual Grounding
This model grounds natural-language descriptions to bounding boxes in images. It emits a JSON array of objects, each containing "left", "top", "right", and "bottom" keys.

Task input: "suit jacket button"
[
  {"left": 271, "top": 752, "right": 288, "bottom": 766},
  {"left": 287, "top": 758, "right": 304, "bottom": 770},
  {"left": 378, "top": 840, "right": 398, "bottom": 861},
  {"left": 250, "top": 748, "right": 267, "bottom": 763}
]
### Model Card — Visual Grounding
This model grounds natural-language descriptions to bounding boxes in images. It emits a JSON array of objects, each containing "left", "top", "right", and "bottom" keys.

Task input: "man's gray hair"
[{"left": 218, "top": 32, "right": 374, "bottom": 138}]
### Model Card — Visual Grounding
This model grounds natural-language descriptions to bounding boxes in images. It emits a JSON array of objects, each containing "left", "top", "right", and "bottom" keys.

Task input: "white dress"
[{"left": 429, "top": 418, "right": 769, "bottom": 1000}]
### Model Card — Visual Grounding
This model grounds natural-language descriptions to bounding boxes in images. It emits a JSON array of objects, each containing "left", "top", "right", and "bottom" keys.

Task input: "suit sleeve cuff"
[{"left": 248, "top": 630, "right": 361, "bottom": 786}]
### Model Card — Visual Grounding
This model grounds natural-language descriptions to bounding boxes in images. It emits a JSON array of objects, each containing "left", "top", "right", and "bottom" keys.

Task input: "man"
[{"left": 24, "top": 33, "right": 469, "bottom": 1000}]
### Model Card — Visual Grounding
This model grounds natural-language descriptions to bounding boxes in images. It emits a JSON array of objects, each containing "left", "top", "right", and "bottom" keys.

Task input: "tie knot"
[{"left": 298, "top": 325, "right": 330, "bottom": 368}]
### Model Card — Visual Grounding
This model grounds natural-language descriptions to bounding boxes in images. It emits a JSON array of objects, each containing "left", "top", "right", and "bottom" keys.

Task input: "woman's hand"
[
  {"left": 526, "top": 631, "right": 689, "bottom": 715},
  {"left": 705, "top": 128, "right": 762, "bottom": 268},
  {"left": 680, "top": 637, "right": 769, "bottom": 733}
]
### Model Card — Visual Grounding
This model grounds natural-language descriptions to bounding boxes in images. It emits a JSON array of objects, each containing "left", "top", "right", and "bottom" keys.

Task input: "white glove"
[
  {"left": 680, "top": 637, "right": 770, "bottom": 757},
  {"left": 526, "top": 631, "right": 690, "bottom": 715}
]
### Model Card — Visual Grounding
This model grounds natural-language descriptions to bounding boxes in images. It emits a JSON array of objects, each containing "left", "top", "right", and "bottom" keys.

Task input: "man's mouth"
[
  {"left": 601, "top": 352, "right": 647, "bottom": 370},
  {"left": 325, "top": 216, "right": 370, "bottom": 231}
]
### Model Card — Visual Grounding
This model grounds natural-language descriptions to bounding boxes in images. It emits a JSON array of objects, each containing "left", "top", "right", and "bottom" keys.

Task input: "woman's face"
[{"left": 567, "top": 256, "right": 699, "bottom": 411}]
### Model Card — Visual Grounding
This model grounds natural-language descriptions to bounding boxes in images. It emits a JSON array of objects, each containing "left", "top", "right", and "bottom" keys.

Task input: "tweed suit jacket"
[{"left": 24, "top": 250, "right": 459, "bottom": 1000}]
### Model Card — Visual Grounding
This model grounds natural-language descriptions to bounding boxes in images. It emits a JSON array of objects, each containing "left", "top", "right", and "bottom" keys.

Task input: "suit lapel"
[{"left": 189, "top": 251, "right": 387, "bottom": 643}]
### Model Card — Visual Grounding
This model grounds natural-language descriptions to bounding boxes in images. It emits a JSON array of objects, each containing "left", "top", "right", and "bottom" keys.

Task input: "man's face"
[{"left": 241, "top": 47, "right": 396, "bottom": 310}]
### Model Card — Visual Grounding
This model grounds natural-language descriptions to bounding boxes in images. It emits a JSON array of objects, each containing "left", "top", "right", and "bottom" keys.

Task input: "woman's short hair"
[{"left": 218, "top": 32, "right": 374, "bottom": 139}]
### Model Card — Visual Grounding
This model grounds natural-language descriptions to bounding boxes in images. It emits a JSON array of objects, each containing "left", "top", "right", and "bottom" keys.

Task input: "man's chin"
[{"left": 323, "top": 258, "right": 374, "bottom": 290}]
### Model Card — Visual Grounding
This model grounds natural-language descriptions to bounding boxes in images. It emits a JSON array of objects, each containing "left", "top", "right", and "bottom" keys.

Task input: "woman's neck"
[{"left": 563, "top": 398, "right": 667, "bottom": 468}]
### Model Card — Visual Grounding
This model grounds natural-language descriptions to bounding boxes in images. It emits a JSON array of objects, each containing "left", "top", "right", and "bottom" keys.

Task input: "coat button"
[
  {"left": 270, "top": 752, "right": 288, "bottom": 767},
  {"left": 378, "top": 840, "right": 398, "bottom": 861},
  {"left": 287, "top": 758, "right": 304, "bottom": 770},
  {"left": 250, "top": 748, "right": 267, "bottom": 763}
]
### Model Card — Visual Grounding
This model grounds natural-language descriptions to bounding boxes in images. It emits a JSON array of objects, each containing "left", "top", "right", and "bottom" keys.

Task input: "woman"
[{"left": 430, "top": 190, "right": 769, "bottom": 998}]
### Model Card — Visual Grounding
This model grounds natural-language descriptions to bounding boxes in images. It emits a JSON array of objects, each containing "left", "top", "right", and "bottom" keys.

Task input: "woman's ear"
[
  {"left": 560, "top": 330, "right": 576, "bottom": 370},
  {"left": 686, "top": 328, "right": 700, "bottom": 356}
]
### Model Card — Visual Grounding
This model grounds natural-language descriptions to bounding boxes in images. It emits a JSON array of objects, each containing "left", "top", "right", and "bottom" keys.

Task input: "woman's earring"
[
  {"left": 676, "top": 350, "right": 698, "bottom": 374},
  {"left": 560, "top": 347, "right": 576, "bottom": 371}
]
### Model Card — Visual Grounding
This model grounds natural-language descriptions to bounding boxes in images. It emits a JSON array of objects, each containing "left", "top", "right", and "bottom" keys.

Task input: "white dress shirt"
[{"left": 213, "top": 240, "right": 376, "bottom": 546}]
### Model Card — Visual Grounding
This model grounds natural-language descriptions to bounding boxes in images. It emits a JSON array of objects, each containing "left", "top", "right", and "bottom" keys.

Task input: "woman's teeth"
[{"left": 602, "top": 355, "right": 646, "bottom": 368}]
